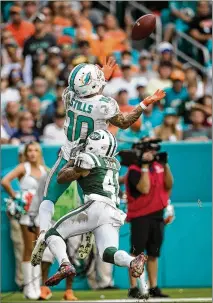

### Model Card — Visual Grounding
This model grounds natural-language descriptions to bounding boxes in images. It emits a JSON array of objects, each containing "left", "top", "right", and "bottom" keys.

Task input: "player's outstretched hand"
[
  {"left": 143, "top": 89, "right": 166, "bottom": 107},
  {"left": 101, "top": 56, "right": 118, "bottom": 81}
]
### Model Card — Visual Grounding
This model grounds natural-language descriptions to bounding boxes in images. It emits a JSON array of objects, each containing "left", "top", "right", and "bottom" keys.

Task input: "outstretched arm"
[
  {"left": 109, "top": 89, "right": 166, "bottom": 129},
  {"left": 57, "top": 160, "right": 90, "bottom": 184}
]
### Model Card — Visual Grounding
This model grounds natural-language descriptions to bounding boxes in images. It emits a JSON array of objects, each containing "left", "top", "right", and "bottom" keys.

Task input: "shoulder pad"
[{"left": 99, "top": 96, "right": 119, "bottom": 119}]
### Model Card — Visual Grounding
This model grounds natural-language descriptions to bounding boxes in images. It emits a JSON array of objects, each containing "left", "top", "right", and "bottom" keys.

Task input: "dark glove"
[
  {"left": 28, "top": 216, "right": 37, "bottom": 234},
  {"left": 155, "top": 152, "right": 168, "bottom": 165}
]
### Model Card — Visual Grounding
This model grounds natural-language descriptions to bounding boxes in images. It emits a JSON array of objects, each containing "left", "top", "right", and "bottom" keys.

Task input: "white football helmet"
[
  {"left": 68, "top": 63, "right": 105, "bottom": 97},
  {"left": 85, "top": 130, "right": 117, "bottom": 157}
]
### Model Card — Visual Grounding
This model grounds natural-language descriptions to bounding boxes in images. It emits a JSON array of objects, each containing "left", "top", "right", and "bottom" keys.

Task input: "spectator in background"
[
  {"left": 120, "top": 51, "right": 139, "bottom": 74},
  {"left": 1, "top": 29, "right": 14, "bottom": 46},
  {"left": 42, "top": 112, "right": 66, "bottom": 145},
  {"left": 178, "top": 84, "right": 198, "bottom": 125},
  {"left": 154, "top": 108, "right": 182, "bottom": 141},
  {"left": 142, "top": 103, "right": 164, "bottom": 129},
  {"left": 8, "top": 68, "right": 23, "bottom": 89},
  {"left": 189, "top": 1, "right": 212, "bottom": 53},
  {"left": 155, "top": 42, "right": 182, "bottom": 70},
  {"left": 43, "top": 81, "right": 66, "bottom": 126},
  {"left": 59, "top": 59, "right": 74, "bottom": 83},
  {"left": 1, "top": 39, "right": 22, "bottom": 78},
  {"left": 164, "top": 70, "right": 188, "bottom": 109},
  {"left": 40, "top": 47, "right": 64, "bottom": 87},
  {"left": 183, "top": 108, "right": 211, "bottom": 141},
  {"left": 146, "top": 61, "right": 172, "bottom": 96},
  {"left": 69, "top": 8, "right": 93, "bottom": 37},
  {"left": 11, "top": 111, "right": 40, "bottom": 145},
  {"left": 163, "top": 1, "right": 196, "bottom": 42},
  {"left": 135, "top": 50, "right": 157, "bottom": 80},
  {"left": 116, "top": 119, "right": 153, "bottom": 151},
  {"left": 80, "top": 1, "right": 103, "bottom": 26},
  {"left": 27, "top": 97, "right": 43, "bottom": 136},
  {"left": 6, "top": 5, "right": 35, "bottom": 48},
  {"left": 89, "top": 23, "right": 116, "bottom": 61},
  {"left": 104, "top": 62, "right": 138, "bottom": 99},
  {"left": 184, "top": 66, "right": 204, "bottom": 98},
  {"left": 104, "top": 13, "right": 127, "bottom": 52},
  {"left": 48, "top": 1, "right": 61, "bottom": 18},
  {"left": 2, "top": 101, "right": 19, "bottom": 138},
  {"left": 60, "top": 43, "right": 73, "bottom": 65},
  {"left": 129, "top": 80, "right": 148, "bottom": 106},
  {"left": 32, "top": 77, "right": 56, "bottom": 113},
  {"left": 23, "top": 1, "right": 38, "bottom": 21},
  {"left": 180, "top": 93, "right": 212, "bottom": 128},
  {"left": 23, "top": 13, "right": 56, "bottom": 80},
  {"left": 40, "top": 6, "right": 54, "bottom": 34},
  {"left": 19, "top": 83, "right": 31, "bottom": 110},
  {"left": 52, "top": 2, "right": 72, "bottom": 28},
  {"left": 1, "top": 75, "right": 20, "bottom": 113},
  {"left": 196, "top": 95, "right": 212, "bottom": 126},
  {"left": 78, "top": 40, "right": 96, "bottom": 64}
]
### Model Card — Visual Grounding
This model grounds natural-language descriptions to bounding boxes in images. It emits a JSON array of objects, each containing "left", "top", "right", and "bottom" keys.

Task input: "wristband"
[
  {"left": 141, "top": 168, "right": 149, "bottom": 172},
  {"left": 140, "top": 101, "right": 147, "bottom": 110}
]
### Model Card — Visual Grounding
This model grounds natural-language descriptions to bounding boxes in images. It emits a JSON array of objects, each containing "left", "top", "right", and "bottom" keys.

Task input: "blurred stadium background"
[{"left": 1, "top": 0, "right": 212, "bottom": 302}]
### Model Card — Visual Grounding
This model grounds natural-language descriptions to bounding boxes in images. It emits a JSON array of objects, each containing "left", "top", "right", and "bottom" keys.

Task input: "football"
[{"left": 131, "top": 14, "right": 156, "bottom": 40}]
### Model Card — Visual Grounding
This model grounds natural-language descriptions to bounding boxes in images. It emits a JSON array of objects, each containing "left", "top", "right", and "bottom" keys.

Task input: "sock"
[
  {"left": 114, "top": 250, "right": 134, "bottom": 267},
  {"left": 22, "top": 261, "right": 39, "bottom": 299},
  {"left": 46, "top": 235, "right": 70, "bottom": 266},
  {"left": 138, "top": 270, "right": 149, "bottom": 294},
  {"left": 32, "top": 265, "right": 41, "bottom": 297},
  {"left": 22, "top": 261, "right": 33, "bottom": 286},
  {"left": 39, "top": 200, "right": 54, "bottom": 232}
]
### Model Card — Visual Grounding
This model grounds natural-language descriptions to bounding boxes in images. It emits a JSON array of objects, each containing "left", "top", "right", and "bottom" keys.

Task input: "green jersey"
[{"left": 75, "top": 152, "right": 120, "bottom": 206}]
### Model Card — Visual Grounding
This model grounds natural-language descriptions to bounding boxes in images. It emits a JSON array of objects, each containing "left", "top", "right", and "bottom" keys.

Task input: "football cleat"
[
  {"left": 63, "top": 289, "right": 78, "bottom": 301},
  {"left": 39, "top": 286, "right": 52, "bottom": 300},
  {"left": 130, "top": 252, "right": 148, "bottom": 278},
  {"left": 78, "top": 232, "right": 94, "bottom": 259},
  {"left": 45, "top": 263, "right": 76, "bottom": 287},
  {"left": 31, "top": 231, "right": 46, "bottom": 266}
]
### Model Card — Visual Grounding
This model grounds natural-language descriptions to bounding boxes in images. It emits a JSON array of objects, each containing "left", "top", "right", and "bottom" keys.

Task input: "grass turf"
[{"left": 1, "top": 288, "right": 212, "bottom": 302}]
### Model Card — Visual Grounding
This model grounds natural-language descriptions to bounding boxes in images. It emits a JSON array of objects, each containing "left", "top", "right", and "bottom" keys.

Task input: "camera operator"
[{"left": 125, "top": 138, "right": 174, "bottom": 298}]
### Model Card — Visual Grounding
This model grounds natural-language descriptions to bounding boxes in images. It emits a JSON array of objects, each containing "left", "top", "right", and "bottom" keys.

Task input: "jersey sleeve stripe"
[
  {"left": 109, "top": 132, "right": 117, "bottom": 157},
  {"left": 69, "top": 63, "right": 86, "bottom": 91},
  {"left": 85, "top": 152, "right": 101, "bottom": 167},
  {"left": 103, "top": 130, "right": 112, "bottom": 156}
]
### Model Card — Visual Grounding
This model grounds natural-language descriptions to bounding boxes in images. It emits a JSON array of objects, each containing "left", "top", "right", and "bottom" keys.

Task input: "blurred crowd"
[{"left": 1, "top": 1, "right": 212, "bottom": 148}]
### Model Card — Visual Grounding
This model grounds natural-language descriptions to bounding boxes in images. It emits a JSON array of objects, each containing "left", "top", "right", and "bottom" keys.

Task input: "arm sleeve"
[
  {"left": 128, "top": 169, "right": 141, "bottom": 187},
  {"left": 99, "top": 97, "right": 120, "bottom": 120},
  {"left": 74, "top": 153, "right": 96, "bottom": 170},
  {"left": 189, "top": 17, "right": 198, "bottom": 31},
  {"left": 23, "top": 39, "right": 30, "bottom": 58},
  {"left": 62, "top": 87, "right": 74, "bottom": 110}
]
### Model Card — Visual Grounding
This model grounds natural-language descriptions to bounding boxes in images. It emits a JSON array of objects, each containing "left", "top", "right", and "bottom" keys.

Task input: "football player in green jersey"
[{"left": 43, "top": 130, "right": 148, "bottom": 287}]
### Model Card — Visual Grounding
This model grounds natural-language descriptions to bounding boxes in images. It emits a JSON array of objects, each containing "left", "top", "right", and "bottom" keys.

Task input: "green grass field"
[{"left": 1, "top": 288, "right": 212, "bottom": 302}]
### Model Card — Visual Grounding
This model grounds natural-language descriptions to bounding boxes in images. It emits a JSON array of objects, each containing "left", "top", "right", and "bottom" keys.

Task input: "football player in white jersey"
[
  {"left": 32, "top": 57, "right": 165, "bottom": 265},
  {"left": 44, "top": 130, "right": 148, "bottom": 287}
]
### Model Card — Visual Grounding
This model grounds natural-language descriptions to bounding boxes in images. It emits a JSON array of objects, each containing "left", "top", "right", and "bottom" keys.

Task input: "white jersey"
[{"left": 61, "top": 89, "right": 119, "bottom": 160}]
